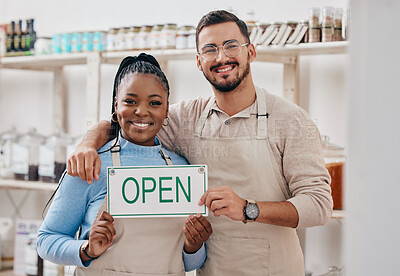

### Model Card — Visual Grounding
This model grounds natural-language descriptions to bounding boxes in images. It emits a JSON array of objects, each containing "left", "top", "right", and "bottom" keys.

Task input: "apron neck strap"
[
  {"left": 195, "top": 99, "right": 214, "bottom": 137},
  {"left": 110, "top": 138, "right": 174, "bottom": 166},
  {"left": 195, "top": 89, "right": 269, "bottom": 138},
  {"left": 255, "top": 88, "right": 268, "bottom": 139},
  {"left": 110, "top": 138, "right": 121, "bottom": 167}
]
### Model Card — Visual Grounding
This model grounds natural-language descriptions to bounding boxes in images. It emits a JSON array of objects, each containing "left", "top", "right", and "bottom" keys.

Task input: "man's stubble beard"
[{"left": 202, "top": 55, "right": 251, "bottom": 93}]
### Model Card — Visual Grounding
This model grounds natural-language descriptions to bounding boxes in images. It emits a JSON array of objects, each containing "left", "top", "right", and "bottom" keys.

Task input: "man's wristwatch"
[
  {"left": 81, "top": 241, "right": 99, "bottom": 260},
  {"left": 243, "top": 199, "right": 259, "bottom": 224}
]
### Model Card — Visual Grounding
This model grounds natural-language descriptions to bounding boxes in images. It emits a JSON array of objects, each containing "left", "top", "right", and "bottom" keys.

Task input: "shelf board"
[
  {"left": 0, "top": 179, "right": 58, "bottom": 191},
  {"left": 0, "top": 52, "right": 89, "bottom": 70},
  {"left": 331, "top": 210, "right": 345, "bottom": 219},
  {"left": 0, "top": 42, "right": 348, "bottom": 70}
]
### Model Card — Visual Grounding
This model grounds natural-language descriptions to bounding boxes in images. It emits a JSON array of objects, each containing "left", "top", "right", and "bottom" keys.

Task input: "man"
[{"left": 68, "top": 10, "right": 332, "bottom": 275}]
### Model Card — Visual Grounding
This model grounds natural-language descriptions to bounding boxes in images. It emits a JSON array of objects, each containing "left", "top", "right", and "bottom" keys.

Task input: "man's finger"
[
  {"left": 85, "top": 154, "right": 95, "bottom": 184},
  {"left": 93, "top": 156, "right": 101, "bottom": 181},
  {"left": 198, "top": 190, "right": 208, "bottom": 206},
  {"left": 76, "top": 154, "right": 87, "bottom": 181}
]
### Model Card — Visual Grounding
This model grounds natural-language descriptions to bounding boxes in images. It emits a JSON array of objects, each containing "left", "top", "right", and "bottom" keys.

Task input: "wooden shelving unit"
[{"left": 0, "top": 179, "right": 58, "bottom": 191}]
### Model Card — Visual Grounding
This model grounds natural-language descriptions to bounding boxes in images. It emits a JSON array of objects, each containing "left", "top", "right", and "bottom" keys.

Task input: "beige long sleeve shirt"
[{"left": 158, "top": 87, "right": 333, "bottom": 228}]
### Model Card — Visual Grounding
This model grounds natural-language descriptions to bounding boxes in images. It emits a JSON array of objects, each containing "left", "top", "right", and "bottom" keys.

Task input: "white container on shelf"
[
  {"left": 39, "top": 130, "right": 70, "bottom": 183},
  {"left": 0, "top": 127, "right": 18, "bottom": 179},
  {"left": 12, "top": 128, "right": 45, "bottom": 181}
]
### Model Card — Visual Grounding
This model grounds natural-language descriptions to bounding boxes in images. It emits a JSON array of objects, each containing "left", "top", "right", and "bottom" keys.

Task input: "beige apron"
[
  {"left": 75, "top": 141, "right": 186, "bottom": 276},
  {"left": 191, "top": 88, "right": 304, "bottom": 276}
]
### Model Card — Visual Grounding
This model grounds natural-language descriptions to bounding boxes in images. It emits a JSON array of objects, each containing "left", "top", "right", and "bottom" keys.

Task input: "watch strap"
[{"left": 81, "top": 241, "right": 99, "bottom": 260}]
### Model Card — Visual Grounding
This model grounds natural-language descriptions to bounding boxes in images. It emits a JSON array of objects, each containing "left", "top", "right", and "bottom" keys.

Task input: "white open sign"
[{"left": 107, "top": 165, "right": 208, "bottom": 218}]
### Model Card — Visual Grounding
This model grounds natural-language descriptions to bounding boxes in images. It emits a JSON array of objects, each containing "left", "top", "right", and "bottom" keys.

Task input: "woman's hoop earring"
[
  {"left": 111, "top": 112, "right": 118, "bottom": 123},
  {"left": 163, "top": 117, "right": 170, "bottom": 126}
]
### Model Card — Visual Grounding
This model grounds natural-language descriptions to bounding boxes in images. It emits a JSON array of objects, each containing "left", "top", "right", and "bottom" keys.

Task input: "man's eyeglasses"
[{"left": 198, "top": 40, "right": 249, "bottom": 61}]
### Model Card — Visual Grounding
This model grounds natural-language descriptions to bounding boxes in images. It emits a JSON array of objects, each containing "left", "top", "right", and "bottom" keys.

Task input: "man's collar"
[{"left": 208, "top": 97, "right": 257, "bottom": 119}]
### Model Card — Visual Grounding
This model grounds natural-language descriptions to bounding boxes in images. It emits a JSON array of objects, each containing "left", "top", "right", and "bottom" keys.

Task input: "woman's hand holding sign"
[
  {"left": 183, "top": 214, "right": 212, "bottom": 253},
  {"left": 82, "top": 211, "right": 116, "bottom": 260}
]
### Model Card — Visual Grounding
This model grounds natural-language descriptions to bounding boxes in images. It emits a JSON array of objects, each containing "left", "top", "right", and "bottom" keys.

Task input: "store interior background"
[{"left": 1, "top": 0, "right": 399, "bottom": 275}]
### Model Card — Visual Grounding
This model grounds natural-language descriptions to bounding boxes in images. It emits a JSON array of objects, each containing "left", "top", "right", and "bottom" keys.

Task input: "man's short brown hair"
[{"left": 196, "top": 10, "right": 250, "bottom": 51}]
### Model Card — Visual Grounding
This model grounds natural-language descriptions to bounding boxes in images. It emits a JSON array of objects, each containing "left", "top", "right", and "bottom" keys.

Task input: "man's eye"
[
  {"left": 202, "top": 48, "right": 216, "bottom": 54},
  {"left": 150, "top": 101, "right": 162, "bottom": 106}
]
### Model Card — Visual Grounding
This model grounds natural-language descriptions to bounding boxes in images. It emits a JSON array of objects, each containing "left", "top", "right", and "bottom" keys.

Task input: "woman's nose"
[{"left": 134, "top": 104, "right": 149, "bottom": 116}]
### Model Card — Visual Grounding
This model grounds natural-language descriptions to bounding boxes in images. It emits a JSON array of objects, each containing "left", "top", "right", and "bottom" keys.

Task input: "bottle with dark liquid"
[
  {"left": 6, "top": 21, "right": 15, "bottom": 54},
  {"left": 28, "top": 18, "right": 37, "bottom": 54},
  {"left": 14, "top": 20, "right": 23, "bottom": 53}
]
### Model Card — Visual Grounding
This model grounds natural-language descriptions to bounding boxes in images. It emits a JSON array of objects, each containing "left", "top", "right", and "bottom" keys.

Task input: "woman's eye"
[
  {"left": 150, "top": 101, "right": 162, "bottom": 106},
  {"left": 124, "top": 99, "right": 135, "bottom": 104}
]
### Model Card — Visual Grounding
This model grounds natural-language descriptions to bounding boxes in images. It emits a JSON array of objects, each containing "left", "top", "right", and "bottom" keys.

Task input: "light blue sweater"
[{"left": 37, "top": 136, "right": 206, "bottom": 271}]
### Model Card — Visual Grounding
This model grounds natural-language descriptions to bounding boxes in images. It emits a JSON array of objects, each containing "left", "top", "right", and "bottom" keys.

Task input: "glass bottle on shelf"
[
  {"left": 0, "top": 127, "right": 18, "bottom": 179},
  {"left": 309, "top": 7, "right": 321, "bottom": 43},
  {"left": 39, "top": 130, "right": 69, "bottom": 183},
  {"left": 12, "top": 128, "right": 44, "bottom": 181},
  {"left": 321, "top": 6, "right": 334, "bottom": 42},
  {"left": 334, "top": 8, "right": 344, "bottom": 41},
  {"left": 321, "top": 135, "right": 345, "bottom": 210}
]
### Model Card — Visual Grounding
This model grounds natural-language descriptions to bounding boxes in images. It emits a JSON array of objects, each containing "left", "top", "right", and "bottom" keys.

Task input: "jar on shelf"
[
  {"left": 0, "top": 127, "right": 18, "bottom": 179},
  {"left": 106, "top": 28, "right": 118, "bottom": 51},
  {"left": 39, "top": 130, "right": 69, "bottom": 183},
  {"left": 82, "top": 31, "right": 94, "bottom": 52},
  {"left": 321, "top": 135, "right": 345, "bottom": 210},
  {"left": 93, "top": 31, "right": 107, "bottom": 52},
  {"left": 115, "top": 27, "right": 125, "bottom": 50},
  {"left": 60, "top": 33, "right": 72, "bottom": 53},
  {"left": 322, "top": 6, "right": 334, "bottom": 42},
  {"left": 309, "top": 7, "right": 321, "bottom": 43},
  {"left": 12, "top": 128, "right": 44, "bottom": 181},
  {"left": 334, "top": 8, "right": 344, "bottom": 41},
  {"left": 137, "top": 25, "right": 153, "bottom": 50},
  {"left": 71, "top": 32, "right": 83, "bottom": 53},
  {"left": 187, "top": 26, "right": 196, "bottom": 49},
  {"left": 150, "top": 24, "right": 163, "bottom": 50},
  {"left": 160, "top": 23, "right": 177, "bottom": 49},
  {"left": 176, "top": 25, "right": 192, "bottom": 49},
  {"left": 126, "top": 26, "right": 140, "bottom": 50}
]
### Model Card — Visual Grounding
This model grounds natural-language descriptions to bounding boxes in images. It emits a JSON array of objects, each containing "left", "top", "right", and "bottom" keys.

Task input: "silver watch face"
[{"left": 246, "top": 203, "right": 259, "bottom": 219}]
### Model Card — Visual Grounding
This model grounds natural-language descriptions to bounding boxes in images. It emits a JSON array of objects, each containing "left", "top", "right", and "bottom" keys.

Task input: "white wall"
[
  {"left": 347, "top": 0, "right": 400, "bottom": 275},
  {"left": 0, "top": 0, "right": 348, "bottom": 274}
]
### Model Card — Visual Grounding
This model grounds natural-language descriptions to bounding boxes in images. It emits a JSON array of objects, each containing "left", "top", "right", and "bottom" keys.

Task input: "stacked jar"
[
  {"left": 309, "top": 8, "right": 321, "bottom": 42},
  {"left": 176, "top": 26, "right": 194, "bottom": 49},
  {"left": 150, "top": 25, "right": 163, "bottom": 50},
  {"left": 321, "top": 6, "right": 334, "bottom": 42},
  {"left": 160, "top": 23, "right": 177, "bottom": 49},
  {"left": 137, "top": 25, "right": 153, "bottom": 50}
]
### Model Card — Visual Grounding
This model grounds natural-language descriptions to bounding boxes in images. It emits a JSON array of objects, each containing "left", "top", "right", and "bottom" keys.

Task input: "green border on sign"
[{"left": 107, "top": 165, "right": 207, "bottom": 217}]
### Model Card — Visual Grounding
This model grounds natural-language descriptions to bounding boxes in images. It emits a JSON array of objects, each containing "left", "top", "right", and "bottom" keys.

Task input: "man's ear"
[
  {"left": 196, "top": 54, "right": 203, "bottom": 71},
  {"left": 248, "top": 43, "right": 257, "bottom": 63}
]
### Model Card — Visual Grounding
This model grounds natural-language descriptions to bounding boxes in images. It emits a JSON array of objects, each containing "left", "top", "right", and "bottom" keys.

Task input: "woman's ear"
[{"left": 114, "top": 96, "right": 118, "bottom": 111}]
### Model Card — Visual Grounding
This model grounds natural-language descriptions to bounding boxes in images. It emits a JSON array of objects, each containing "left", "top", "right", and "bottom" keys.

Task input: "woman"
[{"left": 37, "top": 53, "right": 212, "bottom": 275}]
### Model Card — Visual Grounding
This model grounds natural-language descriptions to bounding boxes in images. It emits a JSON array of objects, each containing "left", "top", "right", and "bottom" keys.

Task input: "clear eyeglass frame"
[{"left": 198, "top": 40, "right": 250, "bottom": 61}]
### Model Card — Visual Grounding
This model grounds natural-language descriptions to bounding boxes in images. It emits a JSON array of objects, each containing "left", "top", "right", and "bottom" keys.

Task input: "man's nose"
[{"left": 215, "top": 46, "right": 228, "bottom": 62}]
